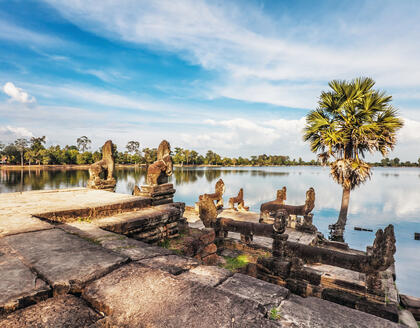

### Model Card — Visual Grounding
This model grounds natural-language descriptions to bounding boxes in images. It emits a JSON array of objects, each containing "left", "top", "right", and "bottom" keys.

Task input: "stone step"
[
  {"left": 33, "top": 196, "right": 152, "bottom": 223},
  {"left": 93, "top": 203, "right": 184, "bottom": 235}
]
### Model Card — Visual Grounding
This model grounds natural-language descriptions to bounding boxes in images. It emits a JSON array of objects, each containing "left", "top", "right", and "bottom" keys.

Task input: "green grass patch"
[
  {"left": 269, "top": 308, "right": 281, "bottom": 320},
  {"left": 77, "top": 216, "right": 92, "bottom": 223},
  {"left": 223, "top": 254, "right": 250, "bottom": 272},
  {"left": 417, "top": 322, "right": 420, "bottom": 328},
  {"left": 157, "top": 239, "right": 171, "bottom": 249}
]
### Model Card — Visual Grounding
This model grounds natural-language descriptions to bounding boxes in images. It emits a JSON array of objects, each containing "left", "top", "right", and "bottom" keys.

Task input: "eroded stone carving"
[
  {"left": 199, "top": 178, "right": 225, "bottom": 210},
  {"left": 146, "top": 140, "right": 173, "bottom": 186},
  {"left": 260, "top": 187, "right": 315, "bottom": 223},
  {"left": 228, "top": 188, "right": 249, "bottom": 211},
  {"left": 87, "top": 140, "right": 116, "bottom": 191}
]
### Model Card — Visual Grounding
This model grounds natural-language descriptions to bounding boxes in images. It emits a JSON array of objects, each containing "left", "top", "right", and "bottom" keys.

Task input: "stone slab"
[
  {"left": 0, "top": 295, "right": 103, "bottom": 328},
  {"left": 0, "top": 188, "right": 151, "bottom": 235},
  {"left": 4, "top": 229, "right": 127, "bottom": 294},
  {"left": 218, "top": 273, "right": 290, "bottom": 311},
  {"left": 277, "top": 294, "right": 402, "bottom": 328},
  {"left": 58, "top": 221, "right": 173, "bottom": 260},
  {"left": 138, "top": 254, "right": 199, "bottom": 275},
  {"left": 82, "top": 263, "right": 279, "bottom": 328},
  {"left": 0, "top": 245, "right": 50, "bottom": 314},
  {"left": 177, "top": 265, "right": 233, "bottom": 287},
  {"left": 0, "top": 215, "right": 53, "bottom": 238}
]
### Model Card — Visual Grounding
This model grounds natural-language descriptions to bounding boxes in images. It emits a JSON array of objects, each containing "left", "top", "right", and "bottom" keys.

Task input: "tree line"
[
  {"left": 0, "top": 135, "right": 418, "bottom": 167},
  {"left": 0, "top": 136, "right": 318, "bottom": 166}
]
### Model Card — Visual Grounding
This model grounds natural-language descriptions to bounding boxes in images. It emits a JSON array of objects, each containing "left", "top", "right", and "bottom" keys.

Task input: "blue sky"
[{"left": 1, "top": 0, "right": 420, "bottom": 160}]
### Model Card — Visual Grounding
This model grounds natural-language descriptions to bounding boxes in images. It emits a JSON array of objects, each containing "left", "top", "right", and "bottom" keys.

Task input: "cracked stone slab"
[
  {"left": 83, "top": 263, "right": 279, "bottom": 327},
  {"left": 277, "top": 294, "right": 402, "bottom": 328},
  {"left": 0, "top": 295, "right": 103, "bottom": 328},
  {"left": 4, "top": 229, "right": 128, "bottom": 295},
  {"left": 177, "top": 265, "right": 233, "bottom": 287},
  {"left": 138, "top": 254, "right": 199, "bottom": 275},
  {"left": 217, "top": 273, "right": 290, "bottom": 312},
  {"left": 0, "top": 249, "right": 50, "bottom": 315}
]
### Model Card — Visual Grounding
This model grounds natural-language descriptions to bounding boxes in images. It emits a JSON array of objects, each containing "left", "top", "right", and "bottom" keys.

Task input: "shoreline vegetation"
[
  {"left": 1, "top": 136, "right": 419, "bottom": 169},
  {"left": 1, "top": 162, "right": 419, "bottom": 170}
]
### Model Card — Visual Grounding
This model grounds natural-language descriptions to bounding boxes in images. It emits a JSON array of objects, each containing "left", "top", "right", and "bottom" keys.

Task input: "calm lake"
[{"left": 1, "top": 166, "right": 419, "bottom": 297}]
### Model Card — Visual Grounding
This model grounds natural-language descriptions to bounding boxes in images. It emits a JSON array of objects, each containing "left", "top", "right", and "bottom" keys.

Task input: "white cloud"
[
  {"left": 2, "top": 82, "right": 36, "bottom": 104},
  {"left": 0, "top": 126, "right": 34, "bottom": 143},
  {"left": 180, "top": 117, "right": 307, "bottom": 157},
  {"left": 44, "top": 0, "right": 420, "bottom": 108}
]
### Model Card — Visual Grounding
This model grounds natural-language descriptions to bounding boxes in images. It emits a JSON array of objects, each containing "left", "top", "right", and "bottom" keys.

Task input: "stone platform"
[{"left": 0, "top": 189, "right": 407, "bottom": 327}]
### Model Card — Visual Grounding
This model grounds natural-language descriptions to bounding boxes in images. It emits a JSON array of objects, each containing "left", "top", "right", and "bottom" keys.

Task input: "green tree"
[
  {"left": 76, "top": 136, "right": 91, "bottom": 152},
  {"left": 126, "top": 141, "right": 140, "bottom": 154},
  {"left": 14, "top": 138, "right": 29, "bottom": 166},
  {"left": 30, "top": 136, "right": 46, "bottom": 152},
  {"left": 303, "top": 77, "right": 404, "bottom": 241},
  {"left": 24, "top": 149, "right": 37, "bottom": 166}
]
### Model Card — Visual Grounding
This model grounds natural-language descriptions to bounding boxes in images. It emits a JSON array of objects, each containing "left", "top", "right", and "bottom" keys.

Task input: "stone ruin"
[
  {"left": 228, "top": 188, "right": 249, "bottom": 212},
  {"left": 197, "top": 193, "right": 400, "bottom": 322},
  {"left": 87, "top": 140, "right": 116, "bottom": 191},
  {"left": 198, "top": 178, "right": 225, "bottom": 210},
  {"left": 260, "top": 187, "right": 317, "bottom": 233},
  {"left": 133, "top": 140, "right": 175, "bottom": 206}
]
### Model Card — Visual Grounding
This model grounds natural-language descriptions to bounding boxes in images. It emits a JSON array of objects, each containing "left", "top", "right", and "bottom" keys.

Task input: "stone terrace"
[{"left": 0, "top": 189, "right": 403, "bottom": 327}]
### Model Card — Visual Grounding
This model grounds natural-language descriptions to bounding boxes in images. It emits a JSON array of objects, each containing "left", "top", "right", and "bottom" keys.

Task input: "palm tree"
[
  {"left": 303, "top": 77, "right": 404, "bottom": 241},
  {"left": 76, "top": 136, "right": 91, "bottom": 152}
]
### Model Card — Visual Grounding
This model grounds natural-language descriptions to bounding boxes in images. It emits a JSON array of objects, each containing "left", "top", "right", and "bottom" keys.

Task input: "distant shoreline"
[{"left": 1, "top": 163, "right": 419, "bottom": 170}]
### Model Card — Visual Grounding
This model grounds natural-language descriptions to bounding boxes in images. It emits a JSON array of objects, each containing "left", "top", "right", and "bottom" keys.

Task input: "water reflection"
[{"left": 0, "top": 166, "right": 419, "bottom": 297}]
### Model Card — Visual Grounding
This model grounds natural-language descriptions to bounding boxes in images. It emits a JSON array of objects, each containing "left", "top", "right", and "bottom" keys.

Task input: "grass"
[
  {"left": 417, "top": 322, "right": 420, "bottom": 328},
  {"left": 157, "top": 239, "right": 171, "bottom": 249},
  {"left": 76, "top": 216, "right": 92, "bottom": 223},
  {"left": 222, "top": 254, "right": 250, "bottom": 272},
  {"left": 269, "top": 308, "right": 281, "bottom": 320}
]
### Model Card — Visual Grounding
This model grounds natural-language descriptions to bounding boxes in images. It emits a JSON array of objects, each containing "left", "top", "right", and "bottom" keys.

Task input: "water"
[{"left": 1, "top": 166, "right": 419, "bottom": 296}]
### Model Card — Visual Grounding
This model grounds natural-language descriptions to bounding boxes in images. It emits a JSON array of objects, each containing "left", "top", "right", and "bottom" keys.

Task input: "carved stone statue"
[
  {"left": 87, "top": 140, "right": 116, "bottom": 191},
  {"left": 146, "top": 140, "right": 173, "bottom": 186},
  {"left": 199, "top": 178, "right": 225, "bottom": 210},
  {"left": 260, "top": 187, "right": 315, "bottom": 222},
  {"left": 228, "top": 188, "right": 249, "bottom": 211}
]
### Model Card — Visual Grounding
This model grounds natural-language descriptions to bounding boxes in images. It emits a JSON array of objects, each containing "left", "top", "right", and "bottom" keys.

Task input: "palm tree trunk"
[
  {"left": 329, "top": 187, "right": 351, "bottom": 242},
  {"left": 337, "top": 187, "right": 351, "bottom": 227}
]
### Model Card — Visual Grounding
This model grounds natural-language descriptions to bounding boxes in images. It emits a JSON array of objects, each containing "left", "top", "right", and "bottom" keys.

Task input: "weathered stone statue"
[
  {"left": 133, "top": 140, "right": 175, "bottom": 206},
  {"left": 87, "top": 140, "right": 116, "bottom": 191},
  {"left": 199, "top": 178, "right": 225, "bottom": 210},
  {"left": 146, "top": 140, "right": 173, "bottom": 186},
  {"left": 260, "top": 187, "right": 315, "bottom": 223},
  {"left": 228, "top": 188, "right": 249, "bottom": 211},
  {"left": 365, "top": 224, "right": 396, "bottom": 293}
]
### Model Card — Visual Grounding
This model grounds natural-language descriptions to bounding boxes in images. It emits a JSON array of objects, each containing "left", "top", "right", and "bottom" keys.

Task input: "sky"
[{"left": 1, "top": 0, "right": 420, "bottom": 160}]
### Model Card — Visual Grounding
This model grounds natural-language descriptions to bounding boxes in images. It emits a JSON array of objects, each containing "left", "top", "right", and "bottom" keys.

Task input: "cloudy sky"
[{"left": 1, "top": 0, "right": 420, "bottom": 160}]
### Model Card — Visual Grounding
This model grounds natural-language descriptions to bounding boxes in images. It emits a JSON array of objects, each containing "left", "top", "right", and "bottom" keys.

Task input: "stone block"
[
  {"left": 0, "top": 253, "right": 50, "bottom": 314},
  {"left": 138, "top": 254, "right": 199, "bottom": 275},
  {"left": 82, "top": 263, "right": 278, "bottom": 327},
  {"left": 200, "top": 253, "right": 220, "bottom": 265},
  {"left": 199, "top": 228, "right": 216, "bottom": 245},
  {"left": 217, "top": 273, "right": 290, "bottom": 311},
  {"left": 177, "top": 265, "right": 233, "bottom": 287},
  {"left": 4, "top": 229, "right": 127, "bottom": 294},
  {"left": 277, "top": 294, "right": 402, "bottom": 328},
  {"left": 201, "top": 243, "right": 217, "bottom": 257},
  {"left": 0, "top": 295, "right": 103, "bottom": 327}
]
